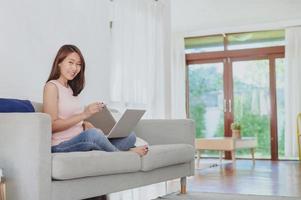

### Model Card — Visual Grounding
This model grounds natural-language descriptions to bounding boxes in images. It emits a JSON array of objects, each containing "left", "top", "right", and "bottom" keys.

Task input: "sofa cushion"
[
  {"left": 52, "top": 151, "right": 141, "bottom": 180},
  {"left": 141, "top": 144, "right": 195, "bottom": 171}
]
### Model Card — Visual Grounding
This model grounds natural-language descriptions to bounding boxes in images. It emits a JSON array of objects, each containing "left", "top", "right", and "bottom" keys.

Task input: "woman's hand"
[
  {"left": 83, "top": 121, "right": 95, "bottom": 130},
  {"left": 82, "top": 102, "right": 105, "bottom": 119}
]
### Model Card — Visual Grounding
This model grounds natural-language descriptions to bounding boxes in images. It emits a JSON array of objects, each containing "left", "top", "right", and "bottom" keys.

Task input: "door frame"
[{"left": 186, "top": 46, "right": 284, "bottom": 160}]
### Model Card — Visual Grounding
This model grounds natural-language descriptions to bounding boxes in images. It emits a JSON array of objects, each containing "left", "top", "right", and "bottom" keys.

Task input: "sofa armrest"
[
  {"left": 0, "top": 113, "right": 52, "bottom": 200},
  {"left": 134, "top": 119, "right": 195, "bottom": 146}
]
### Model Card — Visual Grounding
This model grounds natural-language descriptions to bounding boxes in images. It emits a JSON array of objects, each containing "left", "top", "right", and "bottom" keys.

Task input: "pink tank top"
[{"left": 49, "top": 80, "right": 84, "bottom": 146}]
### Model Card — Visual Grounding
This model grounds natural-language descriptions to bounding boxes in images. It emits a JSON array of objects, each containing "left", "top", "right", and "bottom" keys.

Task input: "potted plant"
[{"left": 231, "top": 122, "right": 241, "bottom": 138}]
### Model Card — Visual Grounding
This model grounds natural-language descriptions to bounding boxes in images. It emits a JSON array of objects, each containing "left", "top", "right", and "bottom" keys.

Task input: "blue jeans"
[{"left": 51, "top": 128, "right": 136, "bottom": 153}]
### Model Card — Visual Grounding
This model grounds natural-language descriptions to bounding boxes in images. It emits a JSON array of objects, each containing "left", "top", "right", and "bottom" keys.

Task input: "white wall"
[
  {"left": 171, "top": 0, "right": 301, "bottom": 36},
  {"left": 0, "top": 0, "right": 111, "bottom": 104}
]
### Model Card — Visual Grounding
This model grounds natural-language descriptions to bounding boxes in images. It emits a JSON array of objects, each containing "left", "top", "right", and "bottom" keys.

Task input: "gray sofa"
[{"left": 0, "top": 102, "right": 195, "bottom": 200}]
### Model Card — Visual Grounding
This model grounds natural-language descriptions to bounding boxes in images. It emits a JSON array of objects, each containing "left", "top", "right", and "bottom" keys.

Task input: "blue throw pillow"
[{"left": 0, "top": 98, "right": 35, "bottom": 112}]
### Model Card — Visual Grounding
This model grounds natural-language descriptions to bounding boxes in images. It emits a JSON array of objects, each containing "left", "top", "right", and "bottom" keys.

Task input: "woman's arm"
[
  {"left": 43, "top": 82, "right": 86, "bottom": 133},
  {"left": 82, "top": 121, "right": 95, "bottom": 131}
]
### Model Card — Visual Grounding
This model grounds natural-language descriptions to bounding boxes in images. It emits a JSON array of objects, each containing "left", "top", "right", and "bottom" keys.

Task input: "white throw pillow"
[{"left": 135, "top": 137, "right": 149, "bottom": 147}]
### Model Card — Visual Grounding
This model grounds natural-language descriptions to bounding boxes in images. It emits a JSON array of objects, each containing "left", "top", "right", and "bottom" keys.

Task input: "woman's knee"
[{"left": 84, "top": 128, "right": 106, "bottom": 141}]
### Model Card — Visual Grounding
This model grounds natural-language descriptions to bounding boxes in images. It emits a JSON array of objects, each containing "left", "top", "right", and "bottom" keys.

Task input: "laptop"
[{"left": 87, "top": 106, "right": 145, "bottom": 138}]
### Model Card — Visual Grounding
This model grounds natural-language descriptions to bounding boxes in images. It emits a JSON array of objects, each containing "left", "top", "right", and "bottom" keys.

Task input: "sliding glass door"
[
  {"left": 188, "top": 62, "right": 225, "bottom": 138},
  {"left": 186, "top": 30, "right": 285, "bottom": 160},
  {"left": 232, "top": 59, "right": 271, "bottom": 158},
  {"left": 187, "top": 56, "right": 284, "bottom": 160},
  {"left": 188, "top": 62, "right": 225, "bottom": 157}
]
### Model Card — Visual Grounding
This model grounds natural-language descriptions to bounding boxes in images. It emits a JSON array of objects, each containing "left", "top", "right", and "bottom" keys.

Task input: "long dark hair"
[{"left": 46, "top": 44, "right": 85, "bottom": 96}]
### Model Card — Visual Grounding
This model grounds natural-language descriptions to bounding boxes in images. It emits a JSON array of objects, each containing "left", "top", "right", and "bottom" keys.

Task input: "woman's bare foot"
[{"left": 130, "top": 145, "right": 149, "bottom": 156}]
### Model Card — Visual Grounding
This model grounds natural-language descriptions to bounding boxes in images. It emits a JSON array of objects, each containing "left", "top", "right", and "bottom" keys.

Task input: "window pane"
[
  {"left": 227, "top": 30, "right": 285, "bottom": 50},
  {"left": 185, "top": 35, "right": 224, "bottom": 53},
  {"left": 276, "top": 58, "right": 287, "bottom": 159},
  {"left": 188, "top": 63, "right": 224, "bottom": 157},
  {"left": 232, "top": 60, "right": 270, "bottom": 159}
]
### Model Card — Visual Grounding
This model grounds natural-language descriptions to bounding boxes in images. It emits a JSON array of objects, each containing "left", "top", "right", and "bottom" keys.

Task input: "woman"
[{"left": 43, "top": 44, "right": 148, "bottom": 156}]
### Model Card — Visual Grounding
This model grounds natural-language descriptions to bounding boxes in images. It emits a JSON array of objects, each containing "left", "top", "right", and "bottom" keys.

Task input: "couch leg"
[{"left": 180, "top": 177, "right": 186, "bottom": 194}]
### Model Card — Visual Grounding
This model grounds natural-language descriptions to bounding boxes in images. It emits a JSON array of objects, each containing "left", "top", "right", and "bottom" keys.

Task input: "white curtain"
[
  {"left": 110, "top": 0, "right": 167, "bottom": 119},
  {"left": 170, "top": 32, "right": 187, "bottom": 118},
  {"left": 284, "top": 27, "right": 301, "bottom": 158}
]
